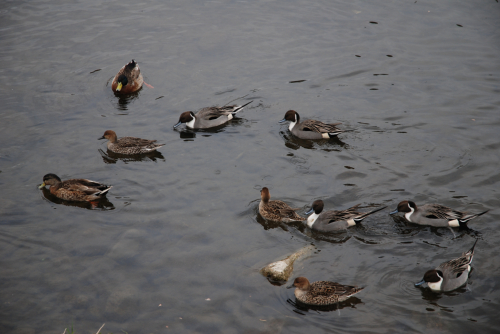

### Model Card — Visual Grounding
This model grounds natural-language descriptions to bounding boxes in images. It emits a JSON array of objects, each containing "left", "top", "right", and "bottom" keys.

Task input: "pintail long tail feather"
[
  {"left": 353, "top": 205, "right": 388, "bottom": 223},
  {"left": 232, "top": 100, "right": 253, "bottom": 114},
  {"left": 459, "top": 210, "right": 489, "bottom": 227}
]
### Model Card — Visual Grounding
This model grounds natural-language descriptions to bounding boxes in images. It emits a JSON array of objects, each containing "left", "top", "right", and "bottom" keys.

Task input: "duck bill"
[
  {"left": 98, "top": 136, "right": 105, "bottom": 140},
  {"left": 173, "top": 121, "right": 183, "bottom": 129},
  {"left": 414, "top": 279, "right": 426, "bottom": 287},
  {"left": 116, "top": 82, "right": 123, "bottom": 92},
  {"left": 305, "top": 208, "right": 314, "bottom": 215},
  {"left": 38, "top": 182, "right": 46, "bottom": 189},
  {"left": 389, "top": 209, "right": 398, "bottom": 215},
  {"left": 286, "top": 284, "right": 295, "bottom": 289},
  {"left": 278, "top": 118, "right": 287, "bottom": 124}
]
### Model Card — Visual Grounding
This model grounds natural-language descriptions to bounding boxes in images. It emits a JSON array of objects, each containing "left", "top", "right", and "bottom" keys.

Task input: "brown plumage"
[
  {"left": 258, "top": 187, "right": 305, "bottom": 222},
  {"left": 98, "top": 130, "right": 164, "bottom": 155},
  {"left": 111, "top": 59, "right": 144, "bottom": 93},
  {"left": 39, "top": 173, "right": 112, "bottom": 202},
  {"left": 290, "top": 276, "right": 364, "bottom": 306}
]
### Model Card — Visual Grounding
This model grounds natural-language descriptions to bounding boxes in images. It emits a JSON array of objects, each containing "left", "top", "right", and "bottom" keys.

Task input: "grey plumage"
[
  {"left": 306, "top": 199, "right": 387, "bottom": 232},
  {"left": 279, "top": 110, "right": 345, "bottom": 139},
  {"left": 173, "top": 101, "right": 252, "bottom": 129},
  {"left": 415, "top": 239, "right": 478, "bottom": 292},
  {"left": 390, "top": 200, "right": 488, "bottom": 227}
]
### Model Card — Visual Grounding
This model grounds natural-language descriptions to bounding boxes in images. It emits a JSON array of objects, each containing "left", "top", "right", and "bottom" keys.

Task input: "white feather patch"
[
  {"left": 321, "top": 133, "right": 330, "bottom": 139},
  {"left": 448, "top": 219, "right": 459, "bottom": 227},
  {"left": 288, "top": 121, "right": 297, "bottom": 132},
  {"left": 186, "top": 117, "right": 196, "bottom": 129},
  {"left": 228, "top": 114, "right": 233, "bottom": 121},
  {"left": 307, "top": 213, "right": 319, "bottom": 228},
  {"left": 346, "top": 218, "right": 356, "bottom": 227}
]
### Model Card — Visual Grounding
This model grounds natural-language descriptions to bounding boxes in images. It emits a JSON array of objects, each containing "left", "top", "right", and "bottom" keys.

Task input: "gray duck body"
[
  {"left": 306, "top": 200, "right": 387, "bottom": 232},
  {"left": 258, "top": 187, "right": 305, "bottom": 223},
  {"left": 99, "top": 130, "right": 164, "bottom": 155},
  {"left": 279, "top": 110, "right": 344, "bottom": 139},
  {"left": 289, "top": 277, "right": 364, "bottom": 306},
  {"left": 416, "top": 240, "right": 477, "bottom": 292},
  {"left": 174, "top": 101, "right": 252, "bottom": 129},
  {"left": 390, "top": 200, "right": 488, "bottom": 227}
]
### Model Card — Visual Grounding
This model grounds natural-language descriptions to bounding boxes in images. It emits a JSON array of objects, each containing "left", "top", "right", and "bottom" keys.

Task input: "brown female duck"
[{"left": 39, "top": 173, "right": 112, "bottom": 202}]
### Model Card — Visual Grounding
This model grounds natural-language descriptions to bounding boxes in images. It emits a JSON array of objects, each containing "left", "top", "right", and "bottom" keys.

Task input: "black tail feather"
[{"left": 354, "top": 206, "right": 387, "bottom": 223}]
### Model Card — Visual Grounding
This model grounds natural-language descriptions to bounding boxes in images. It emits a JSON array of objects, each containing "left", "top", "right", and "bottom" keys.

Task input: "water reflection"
[
  {"left": 114, "top": 90, "right": 141, "bottom": 111},
  {"left": 255, "top": 212, "right": 291, "bottom": 231},
  {"left": 279, "top": 130, "right": 347, "bottom": 151},
  {"left": 287, "top": 296, "right": 363, "bottom": 314},
  {"left": 389, "top": 214, "right": 480, "bottom": 239},
  {"left": 174, "top": 117, "right": 247, "bottom": 139},
  {"left": 98, "top": 149, "right": 165, "bottom": 164},
  {"left": 41, "top": 188, "right": 115, "bottom": 210}
]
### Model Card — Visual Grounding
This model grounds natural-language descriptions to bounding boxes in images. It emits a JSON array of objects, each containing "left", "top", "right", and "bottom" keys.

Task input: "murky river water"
[{"left": 1, "top": 0, "right": 500, "bottom": 333}]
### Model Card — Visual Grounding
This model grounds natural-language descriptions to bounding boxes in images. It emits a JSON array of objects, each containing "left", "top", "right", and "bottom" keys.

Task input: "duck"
[
  {"left": 258, "top": 187, "right": 305, "bottom": 223},
  {"left": 390, "top": 200, "right": 488, "bottom": 228},
  {"left": 415, "top": 239, "right": 478, "bottom": 292},
  {"left": 288, "top": 276, "right": 364, "bottom": 306},
  {"left": 173, "top": 101, "right": 253, "bottom": 129},
  {"left": 111, "top": 59, "right": 143, "bottom": 93},
  {"left": 39, "top": 173, "right": 112, "bottom": 202},
  {"left": 305, "top": 199, "right": 387, "bottom": 232},
  {"left": 98, "top": 130, "right": 165, "bottom": 155},
  {"left": 279, "top": 110, "right": 345, "bottom": 139}
]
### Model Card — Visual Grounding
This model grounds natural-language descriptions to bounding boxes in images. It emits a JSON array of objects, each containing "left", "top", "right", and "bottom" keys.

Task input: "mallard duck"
[
  {"left": 279, "top": 110, "right": 345, "bottom": 139},
  {"left": 173, "top": 101, "right": 253, "bottom": 129},
  {"left": 39, "top": 173, "right": 112, "bottom": 202},
  {"left": 111, "top": 59, "right": 143, "bottom": 93},
  {"left": 98, "top": 130, "right": 165, "bottom": 155},
  {"left": 288, "top": 276, "right": 364, "bottom": 306},
  {"left": 415, "top": 239, "right": 478, "bottom": 292},
  {"left": 305, "top": 199, "right": 387, "bottom": 231},
  {"left": 258, "top": 187, "right": 305, "bottom": 223},
  {"left": 390, "top": 200, "right": 488, "bottom": 227}
]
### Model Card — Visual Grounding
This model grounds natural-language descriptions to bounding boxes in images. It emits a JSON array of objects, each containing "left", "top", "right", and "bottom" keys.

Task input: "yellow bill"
[{"left": 116, "top": 82, "right": 123, "bottom": 91}]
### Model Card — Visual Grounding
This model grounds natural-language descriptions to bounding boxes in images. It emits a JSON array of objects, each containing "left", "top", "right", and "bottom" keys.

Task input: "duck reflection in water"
[
  {"left": 287, "top": 295, "right": 363, "bottom": 314},
  {"left": 114, "top": 90, "right": 140, "bottom": 112},
  {"left": 279, "top": 130, "right": 347, "bottom": 151},
  {"left": 99, "top": 149, "right": 165, "bottom": 164},
  {"left": 174, "top": 117, "right": 248, "bottom": 139},
  {"left": 40, "top": 187, "right": 115, "bottom": 210}
]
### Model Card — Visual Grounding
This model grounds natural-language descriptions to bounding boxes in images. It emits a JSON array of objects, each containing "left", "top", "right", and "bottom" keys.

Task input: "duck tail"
[
  {"left": 353, "top": 206, "right": 387, "bottom": 223},
  {"left": 327, "top": 130, "right": 344, "bottom": 138},
  {"left": 458, "top": 210, "right": 489, "bottom": 227},
  {"left": 96, "top": 186, "right": 112, "bottom": 197},
  {"left": 232, "top": 100, "right": 253, "bottom": 114},
  {"left": 467, "top": 239, "right": 479, "bottom": 264}
]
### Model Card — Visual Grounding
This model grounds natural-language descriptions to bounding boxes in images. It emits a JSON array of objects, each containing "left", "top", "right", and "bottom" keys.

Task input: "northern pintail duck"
[
  {"left": 390, "top": 200, "right": 488, "bottom": 228},
  {"left": 305, "top": 199, "right": 387, "bottom": 232},
  {"left": 111, "top": 59, "right": 143, "bottom": 93},
  {"left": 98, "top": 130, "right": 165, "bottom": 155},
  {"left": 39, "top": 173, "right": 112, "bottom": 202},
  {"left": 173, "top": 101, "right": 253, "bottom": 129},
  {"left": 279, "top": 110, "right": 345, "bottom": 139},
  {"left": 258, "top": 187, "right": 305, "bottom": 223},
  {"left": 415, "top": 239, "right": 478, "bottom": 292},
  {"left": 288, "top": 276, "right": 364, "bottom": 306}
]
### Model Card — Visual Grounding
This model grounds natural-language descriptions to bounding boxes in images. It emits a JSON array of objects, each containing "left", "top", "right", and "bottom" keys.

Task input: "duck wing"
[
  {"left": 269, "top": 200, "right": 305, "bottom": 220},
  {"left": 424, "top": 204, "right": 464, "bottom": 220},
  {"left": 301, "top": 120, "right": 343, "bottom": 133},
  {"left": 117, "top": 137, "right": 158, "bottom": 148}
]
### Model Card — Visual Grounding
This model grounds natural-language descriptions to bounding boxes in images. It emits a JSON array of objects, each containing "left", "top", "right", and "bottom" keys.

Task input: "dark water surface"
[{"left": 1, "top": 0, "right": 500, "bottom": 333}]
